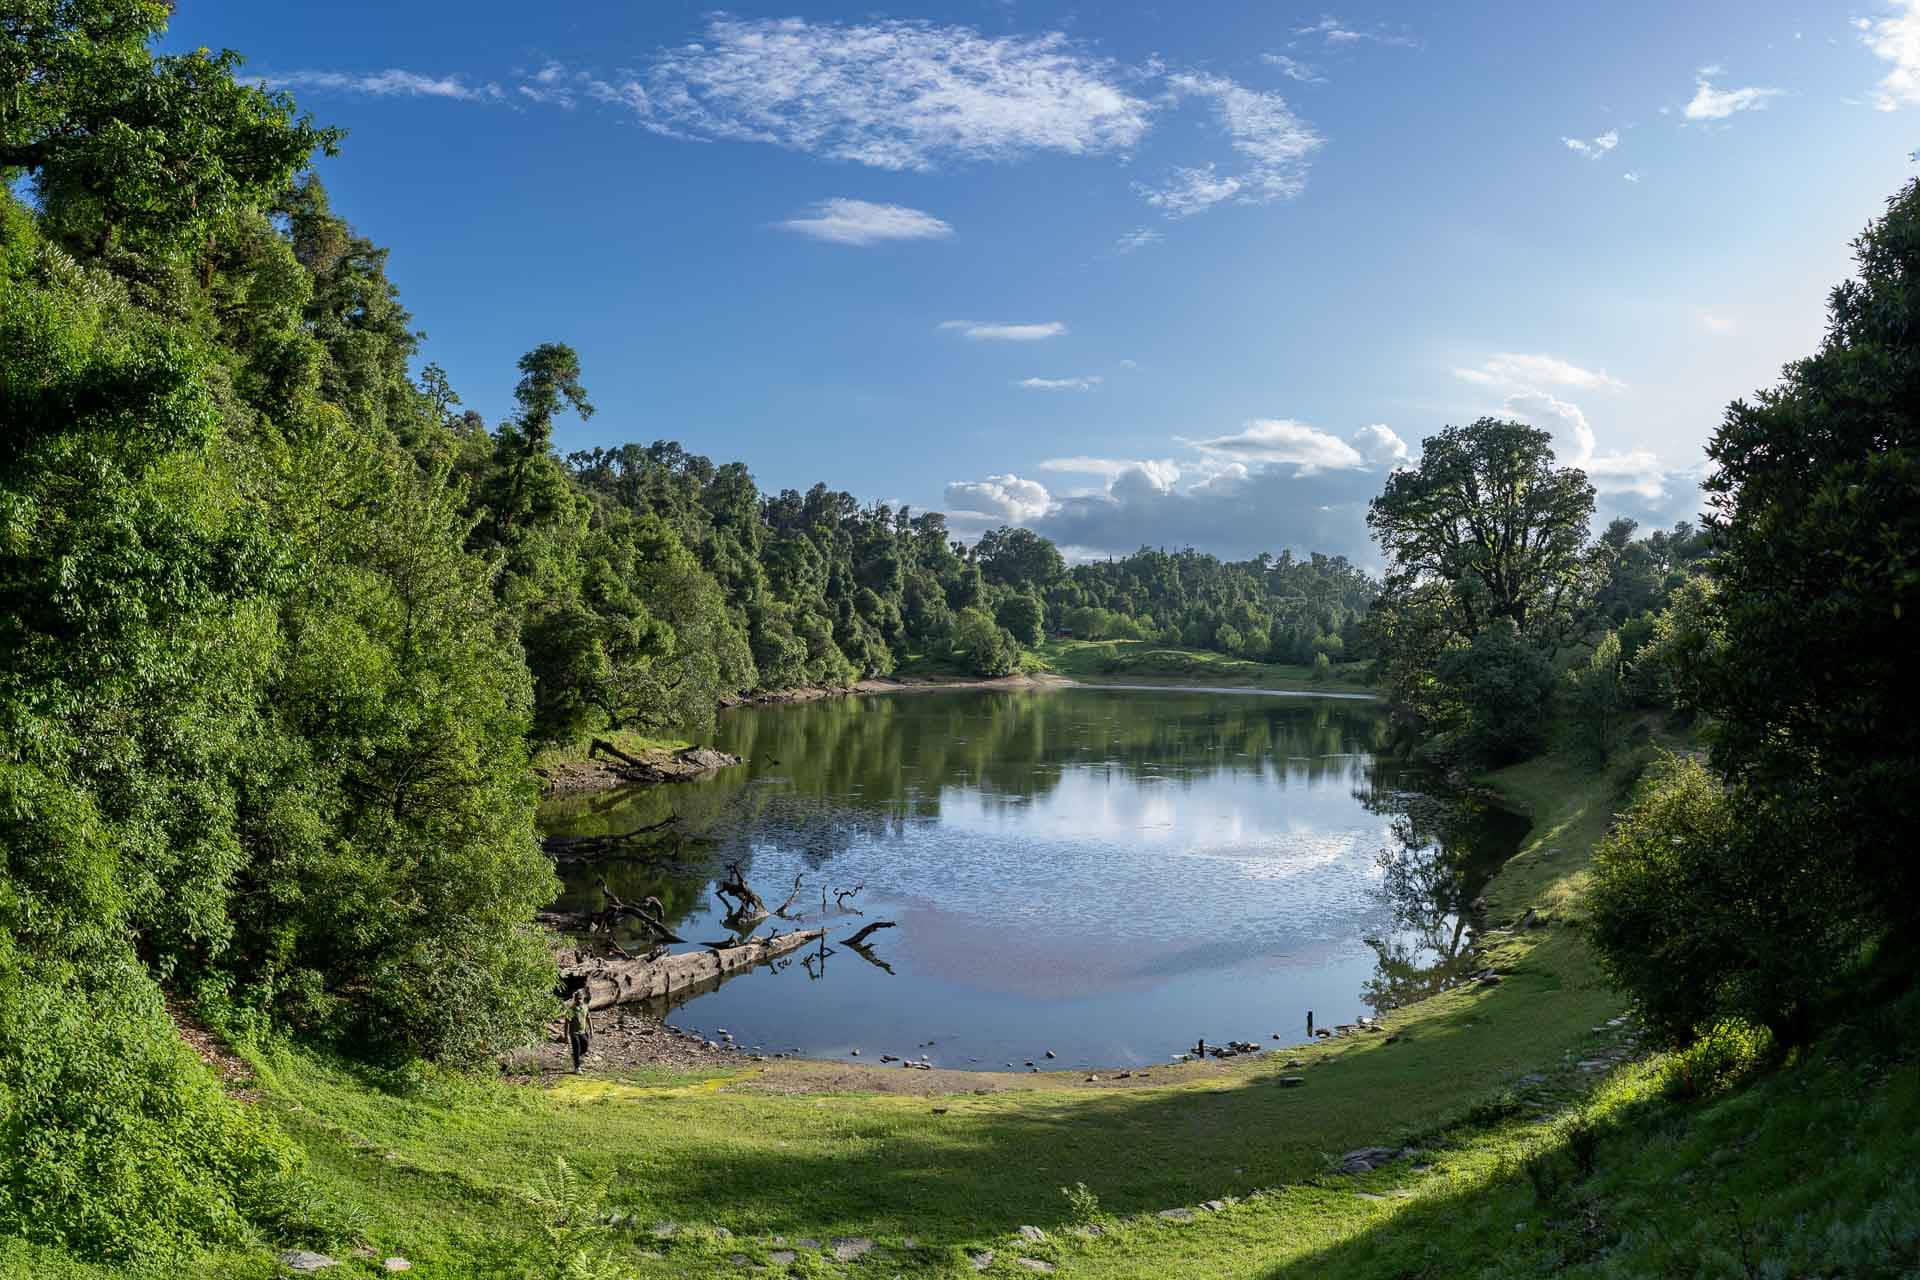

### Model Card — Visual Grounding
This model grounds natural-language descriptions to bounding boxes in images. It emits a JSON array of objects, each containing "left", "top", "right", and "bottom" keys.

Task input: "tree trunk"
[{"left": 561, "top": 929, "right": 825, "bottom": 1010}]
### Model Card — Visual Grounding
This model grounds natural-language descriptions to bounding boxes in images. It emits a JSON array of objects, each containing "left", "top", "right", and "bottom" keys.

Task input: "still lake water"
[{"left": 538, "top": 687, "right": 1525, "bottom": 1072}]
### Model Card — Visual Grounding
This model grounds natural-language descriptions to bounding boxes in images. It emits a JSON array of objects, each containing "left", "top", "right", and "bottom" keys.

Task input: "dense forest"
[{"left": 3, "top": 2, "right": 1916, "bottom": 1270}]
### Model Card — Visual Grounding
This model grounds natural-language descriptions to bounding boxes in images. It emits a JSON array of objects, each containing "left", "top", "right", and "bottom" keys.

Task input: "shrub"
[{"left": 1587, "top": 756, "right": 1868, "bottom": 1047}]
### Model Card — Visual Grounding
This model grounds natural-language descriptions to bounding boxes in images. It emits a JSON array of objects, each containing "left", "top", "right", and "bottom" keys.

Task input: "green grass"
[
  {"left": 49, "top": 729, "right": 1920, "bottom": 1278},
  {"left": 1036, "top": 640, "right": 1375, "bottom": 695}
]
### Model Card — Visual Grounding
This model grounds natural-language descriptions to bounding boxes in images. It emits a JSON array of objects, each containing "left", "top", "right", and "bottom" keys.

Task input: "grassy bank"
[
  {"left": 528, "top": 729, "right": 693, "bottom": 774},
  {"left": 58, "top": 735, "right": 1918, "bottom": 1278},
  {"left": 1035, "top": 639, "right": 1375, "bottom": 695}
]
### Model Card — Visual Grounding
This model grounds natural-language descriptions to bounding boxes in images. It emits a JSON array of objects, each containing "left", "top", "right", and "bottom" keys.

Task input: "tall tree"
[{"left": 1367, "top": 418, "right": 1597, "bottom": 645}]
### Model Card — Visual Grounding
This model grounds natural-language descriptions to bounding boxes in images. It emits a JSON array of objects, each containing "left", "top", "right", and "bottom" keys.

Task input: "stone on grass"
[
  {"left": 795, "top": 1238, "right": 820, "bottom": 1250},
  {"left": 767, "top": 1250, "right": 796, "bottom": 1265},
  {"left": 969, "top": 1249, "right": 994, "bottom": 1270},
  {"left": 1334, "top": 1147, "right": 1401, "bottom": 1175},
  {"left": 1158, "top": 1208, "right": 1193, "bottom": 1222},
  {"left": 1201, "top": 1199, "right": 1226, "bottom": 1212},
  {"left": 382, "top": 1261, "right": 411, "bottom": 1274},
  {"left": 650, "top": 1221, "right": 679, "bottom": 1238},
  {"left": 1018, "top": 1224, "right": 1046, "bottom": 1241},
  {"left": 278, "top": 1253, "right": 338, "bottom": 1274},
  {"left": 831, "top": 1236, "right": 875, "bottom": 1261},
  {"left": 1017, "top": 1260, "right": 1056, "bottom": 1273}
]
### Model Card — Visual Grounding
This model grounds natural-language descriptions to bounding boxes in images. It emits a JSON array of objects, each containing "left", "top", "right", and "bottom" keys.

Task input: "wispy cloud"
[
  {"left": 258, "top": 69, "right": 503, "bottom": 101},
  {"left": 1454, "top": 352, "right": 1626, "bottom": 392},
  {"left": 1856, "top": 3, "right": 1920, "bottom": 111},
  {"left": 1018, "top": 376, "right": 1104, "bottom": 391},
  {"left": 636, "top": 17, "right": 1152, "bottom": 171},
  {"left": 775, "top": 198, "right": 954, "bottom": 246},
  {"left": 1561, "top": 128, "right": 1620, "bottom": 159},
  {"left": 1623, "top": 171, "right": 1642, "bottom": 183},
  {"left": 940, "top": 320, "right": 1068, "bottom": 341},
  {"left": 1292, "top": 16, "right": 1418, "bottom": 48},
  {"left": 1115, "top": 227, "right": 1164, "bottom": 253},
  {"left": 1684, "top": 76, "right": 1783, "bottom": 121},
  {"left": 1262, "top": 54, "right": 1326, "bottom": 83},
  {"left": 1135, "top": 73, "right": 1323, "bottom": 217}
]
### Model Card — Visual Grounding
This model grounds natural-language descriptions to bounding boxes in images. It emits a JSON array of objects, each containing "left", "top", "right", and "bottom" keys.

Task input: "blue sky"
[{"left": 168, "top": 1, "right": 1920, "bottom": 564}]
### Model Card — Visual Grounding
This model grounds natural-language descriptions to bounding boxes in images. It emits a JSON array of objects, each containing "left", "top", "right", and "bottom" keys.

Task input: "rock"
[
  {"left": 1334, "top": 1147, "right": 1401, "bottom": 1175},
  {"left": 1018, "top": 1224, "right": 1046, "bottom": 1241},
  {"left": 832, "top": 1236, "right": 875, "bottom": 1261},
  {"left": 1279, "top": 1076, "right": 1306, "bottom": 1088},
  {"left": 728, "top": 1255, "right": 749, "bottom": 1267},
  {"left": 651, "top": 1222, "right": 679, "bottom": 1238},
  {"left": 381, "top": 1261, "right": 411, "bottom": 1274},
  {"left": 969, "top": 1250, "right": 995, "bottom": 1271},
  {"left": 714, "top": 1227, "right": 733, "bottom": 1240},
  {"left": 795, "top": 1238, "right": 820, "bottom": 1250},
  {"left": 1201, "top": 1199, "right": 1226, "bottom": 1212},
  {"left": 1158, "top": 1208, "right": 1193, "bottom": 1222},
  {"left": 1016, "top": 1260, "right": 1056, "bottom": 1273},
  {"left": 278, "top": 1253, "right": 339, "bottom": 1274},
  {"left": 767, "top": 1250, "right": 797, "bottom": 1265}
]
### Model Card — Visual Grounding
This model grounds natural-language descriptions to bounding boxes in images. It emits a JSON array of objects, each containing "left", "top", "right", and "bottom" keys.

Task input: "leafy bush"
[
  {"left": 1587, "top": 756, "right": 1868, "bottom": 1046},
  {"left": 1433, "top": 621, "right": 1558, "bottom": 764}
]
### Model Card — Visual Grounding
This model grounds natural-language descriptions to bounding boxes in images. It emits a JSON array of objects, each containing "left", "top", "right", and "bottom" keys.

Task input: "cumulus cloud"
[
  {"left": 1857, "top": 4, "right": 1920, "bottom": 111},
  {"left": 944, "top": 473, "right": 1054, "bottom": 523},
  {"left": 638, "top": 17, "right": 1152, "bottom": 170},
  {"left": 1351, "top": 424, "right": 1409, "bottom": 466},
  {"left": 1018, "top": 375, "right": 1103, "bottom": 391},
  {"left": 1561, "top": 129, "right": 1620, "bottom": 159},
  {"left": 1503, "top": 390, "right": 1597, "bottom": 468},
  {"left": 1186, "top": 419, "right": 1367, "bottom": 472},
  {"left": 259, "top": 69, "right": 503, "bottom": 101},
  {"left": 1684, "top": 77, "right": 1783, "bottom": 121},
  {"left": 776, "top": 198, "right": 954, "bottom": 245},
  {"left": 1135, "top": 74, "right": 1323, "bottom": 217},
  {"left": 1454, "top": 352, "right": 1625, "bottom": 392},
  {"left": 940, "top": 320, "right": 1068, "bottom": 341}
]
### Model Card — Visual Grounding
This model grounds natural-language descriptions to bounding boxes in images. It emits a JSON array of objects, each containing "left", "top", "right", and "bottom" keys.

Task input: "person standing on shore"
[{"left": 566, "top": 989, "right": 594, "bottom": 1073}]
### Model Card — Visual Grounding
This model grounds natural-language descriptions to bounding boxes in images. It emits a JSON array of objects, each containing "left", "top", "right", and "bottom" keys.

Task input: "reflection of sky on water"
[{"left": 542, "top": 688, "right": 1517, "bottom": 1070}]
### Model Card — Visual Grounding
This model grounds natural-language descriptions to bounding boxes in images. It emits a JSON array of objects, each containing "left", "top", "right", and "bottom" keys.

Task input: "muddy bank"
[
  {"left": 536, "top": 744, "right": 741, "bottom": 797},
  {"left": 720, "top": 671, "right": 1073, "bottom": 709}
]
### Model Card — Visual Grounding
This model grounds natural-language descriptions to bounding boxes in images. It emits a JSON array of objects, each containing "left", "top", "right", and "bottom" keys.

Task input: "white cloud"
[
  {"left": 940, "top": 320, "right": 1068, "bottom": 341},
  {"left": 1858, "top": 2, "right": 1920, "bottom": 111},
  {"left": 1018, "top": 375, "right": 1104, "bottom": 391},
  {"left": 1561, "top": 128, "right": 1619, "bottom": 159},
  {"left": 1623, "top": 171, "right": 1642, "bottom": 183},
  {"left": 1115, "top": 227, "right": 1165, "bottom": 253},
  {"left": 1186, "top": 419, "right": 1367, "bottom": 472},
  {"left": 1454, "top": 352, "right": 1626, "bottom": 392},
  {"left": 944, "top": 473, "right": 1054, "bottom": 523},
  {"left": 1292, "top": 16, "right": 1418, "bottom": 48},
  {"left": 1585, "top": 450, "right": 1669, "bottom": 501},
  {"left": 1118, "top": 358, "right": 1139, "bottom": 369},
  {"left": 260, "top": 69, "right": 503, "bottom": 101},
  {"left": 1262, "top": 54, "right": 1326, "bottom": 83},
  {"left": 1684, "top": 77, "right": 1783, "bottom": 121},
  {"left": 1136, "top": 73, "right": 1322, "bottom": 217},
  {"left": 638, "top": 17, "right": 1152, "bottom": 171},
  {"left": 776, "top": 198, "right": 954, "bottom": 246},
  {"left": 1351, "top": 424, "right": 1409, "bottom": 466},
  {"left": 1503, "top": 390, "right": 1597, "bottom": 468},
  {"left": 1696, "top": 63, "right": 1726, "bottom": 77},
  {"left": 1696, "top": 309, "right": 1737, "bottom": 335}
]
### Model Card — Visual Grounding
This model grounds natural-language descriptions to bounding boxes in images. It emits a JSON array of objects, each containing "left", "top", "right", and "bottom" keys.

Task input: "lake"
[{"left": 538, "top": 686, "right": 1526, "bottom": 1072}]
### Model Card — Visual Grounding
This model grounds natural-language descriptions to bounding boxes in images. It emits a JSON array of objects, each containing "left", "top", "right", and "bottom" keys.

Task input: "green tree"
[{"left": 995, "top": 593, "right": 1045, "bottom": 647}]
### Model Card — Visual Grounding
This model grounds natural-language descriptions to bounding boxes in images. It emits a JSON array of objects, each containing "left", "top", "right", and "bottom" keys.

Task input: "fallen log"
[
  {"left": 542, "top": 815, "right": 679, "bottom": 860},
  {"left": 841, "top": 920, "right": 896, "bottom": 947},
  {"left": 562, "top": 929, "right": 826, "bottom": 1010}
]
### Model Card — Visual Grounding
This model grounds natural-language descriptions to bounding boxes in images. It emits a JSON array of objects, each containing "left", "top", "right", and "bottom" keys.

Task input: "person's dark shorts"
[{"left": 570, "top": 1031, "right": 590, "bottom": 1063}]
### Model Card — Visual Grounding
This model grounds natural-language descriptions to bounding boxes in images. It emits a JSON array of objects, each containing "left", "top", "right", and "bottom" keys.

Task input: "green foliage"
[
  {"left": 1431, "top": 621, "right": 1558, "bottom": 764},
  {"left": 951, "top": 607, "right": 1021, "bottom": 677},
  {"left": 1587, "top": 757, "right": 1867, "bottom": 1046},
  {"left": 1567, "top": 630, "right": 1625, "bottom": 763},
  {"left": 995, "top": 593, "right": 1046, "bottom": 647}
]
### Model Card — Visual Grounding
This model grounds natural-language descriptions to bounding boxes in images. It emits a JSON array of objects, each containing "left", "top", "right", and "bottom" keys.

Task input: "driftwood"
[
  {"left": 841, "top": 920, "right": 896, "bottom": 947},
  {"left": 587, "top": 739, "right": 742, "bottom": 785},
  {"left": 562, "top": 929, "right": 826, "bottom": 1010}
]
